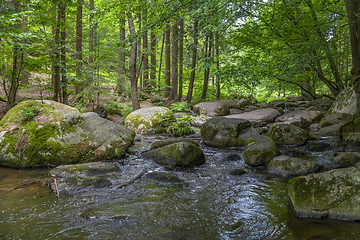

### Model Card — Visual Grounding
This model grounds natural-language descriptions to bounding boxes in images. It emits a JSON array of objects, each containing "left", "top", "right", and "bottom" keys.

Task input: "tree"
[
  {"left": 128, "top": 14, "right": 140, "bottom": 110},
  {"left": 171, "top": 20, "right": 178, "bottom": 100},
  {"left": 75, "top": 0, "right": 83, "bottom": 95},
  {"left": 186, "top": 19, "right": 198, "bottom": 103},
  {"left": 165, "top": 20, "right": 171, "bottom": 96}
]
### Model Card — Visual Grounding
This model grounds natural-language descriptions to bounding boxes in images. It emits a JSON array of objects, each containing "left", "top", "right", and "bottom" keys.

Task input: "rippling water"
[{"left": 1, "top": 137, "right": 360, "bottom": 240}]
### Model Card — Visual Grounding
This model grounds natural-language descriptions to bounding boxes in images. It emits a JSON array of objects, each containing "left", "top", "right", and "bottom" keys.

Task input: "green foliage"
[
  {"left": 20, "top": 105, "right": 41, "bottom": 123},
  {"left": 151, "top": 96, "right": 167, "bottom": 107},
  {"left": 105, "top": 100, "right": 133, "bottom": 118},
  {"left": 167, "top": 115, "right": 195, "bottom": 137},
  {"left": 170, "top": 102, "right": 191, "bottom": 112}
]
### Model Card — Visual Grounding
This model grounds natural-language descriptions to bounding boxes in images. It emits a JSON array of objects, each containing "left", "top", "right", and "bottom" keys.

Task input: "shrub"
[
  {"left": 170, "top": 102, "right": 191, "bottom": 112},
  {"left": 20, "top": 105, "right": 41, "bottom": 123}
]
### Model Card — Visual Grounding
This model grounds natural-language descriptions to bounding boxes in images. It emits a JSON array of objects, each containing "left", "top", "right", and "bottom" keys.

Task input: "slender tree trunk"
[
  {"left": 150, "top": 30, "right": 156, "bottom": 89},
  {"left": 59, "top": 1, "right": 68, "bottom": 104},
  {"left": 171, "top": 20, "right": 178, "bottom": 100},
  {"left": 165, "top": 20, "right": 171, "bottom": 96},
  {"left": 128, "top": 17, "right": 140, "bottom": 110},
  {"left": 138, "top": 14, "right": 142, "bottom": 90},
  {"left": 215, "top": 33, "right": 220, "bottom": 99},
  {"left": 142, "top": 7, "right": 149, "bottom": 91},
  {"left": 186, "top": 20, "right": 198, "bottom": 103},
  {"left": 75, "top": 0, "right": 83, "bottom": 95},
  {"left": 116, "top": 12, "right": 126, "bottom": 94},
  {"left": 179, "top": 18, "right": 184, "bottom": 101},
  {"left": 158, "top": 34, "right": 165, "bottom": 91},
  {"left": 201, "top": 32, "right": 212, "bottom": 100},
  {"left": 53, "top": 0, "right": 61, "bottom": 102},
  {"left": 89, "top": 0, "right": 94, "bottom": 83}
]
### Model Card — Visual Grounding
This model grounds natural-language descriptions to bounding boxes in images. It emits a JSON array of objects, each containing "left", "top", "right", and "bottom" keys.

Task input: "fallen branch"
[
  {"left": 10, "top": 181, "right": 38, "bottom": 192},
  {"left": 54, "top": 178, "right": 60, "bottom": 198}
]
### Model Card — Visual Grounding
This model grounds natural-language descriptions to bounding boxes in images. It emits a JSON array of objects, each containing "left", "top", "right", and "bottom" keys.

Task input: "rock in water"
[
  {"left": 288, "top": 167, "right": 360, "bottom": 220},
  {"left": 266, "top": 124, "right": 310, "bottom": 146},
  {"left": 201, "top": 117, "right": 258, "bottom": 147},
  {"left": 125, "top": 107, "right": 175, "bottom": 134},
  {"left": 267, "top": 155, "right": 320, "bottom": 177},
  {"left": 0, "top": 100, "right": 135, "bottom": 168},
  {"left": 244, "top": 135, "right": 279, "bottom": 166}
]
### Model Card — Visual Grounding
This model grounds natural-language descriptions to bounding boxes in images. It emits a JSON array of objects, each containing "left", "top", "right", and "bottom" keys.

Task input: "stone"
[
  {"left": 267, "top": 155, "right": 320, "bottom": 177},
  {"left": 266, "top": 124, "right": 310, "bottom": 146},
  {"left": 274, "top": 110, "right": 324, "bottom": 128},
  {"left": 150, "top": 138, "right": 199, "bottom": 150},
  {"left": 142, "top": 171, "right": 182, "bottom": 185},
  {"left": 318, "top": 113, "right": 353, "bottom": 128},
  {"left": 193, "top": 101, "right": 231, "bottom": 116},
  {"left": 201, "top": 117, "right": 258, "bottom": 147},
  {"left": 328, "top": 87, "right": 357, "bottom": 115},
  {"left": 318, "top": 123, "right": 344, "bottom": 136},
  {"left": 244, "top": 135, "right": 279, "bottom": 166},
  {"left": 143, "top": 142, "right": 205, "bottom": 167},
  {"left": 305, "top": 141, "right": 331, "bottom": 152},
  {"left": 333, "top": 152, "right": 360, "bottom": 167},
  {"left": 228, "top": 169, "right": 247, "bottom": 176},
  {"left": 226, "top": 108, "right": 281, "bottom": 127},
  {"left": 0, "top": 100, "right": 135, "bottom": 168},
  {"left": 50, "top": 162, "right": 119, "bottom": 178},
  {"left": 288, "top": 167, "right": 360, "bottom": 220},
  {"left": 307, "top": 97, "right": 334, "bottom": 115},
  {"left": 125, "top": 107, "right": 175, "bottom": 134},
  {"left": 230, "top": 109, "right": 244, "bottom": 115},
  {"left": 189, "top": 115, "right": 212, "bottom": 128}
]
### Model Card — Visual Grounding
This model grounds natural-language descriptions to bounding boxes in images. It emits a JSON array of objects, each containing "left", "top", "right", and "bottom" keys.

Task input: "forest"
[{"left": 0, "top": 0, "right": 359, "bottom": 113}]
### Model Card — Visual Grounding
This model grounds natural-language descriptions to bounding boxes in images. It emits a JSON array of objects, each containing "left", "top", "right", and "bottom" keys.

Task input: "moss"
[{"left": 67, "top": 164, "right": 89, "bottom": 172}]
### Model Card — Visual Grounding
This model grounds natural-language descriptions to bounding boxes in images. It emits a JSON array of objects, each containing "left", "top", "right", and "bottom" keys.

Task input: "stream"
[{"left": 1, "top": 134, "right": 360, "bottom": 240}]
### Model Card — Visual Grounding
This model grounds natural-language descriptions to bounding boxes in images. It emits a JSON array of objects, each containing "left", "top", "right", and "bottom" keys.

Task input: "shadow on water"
[{"left": 1, "top": 135, "right": 360, "bottom": 239}]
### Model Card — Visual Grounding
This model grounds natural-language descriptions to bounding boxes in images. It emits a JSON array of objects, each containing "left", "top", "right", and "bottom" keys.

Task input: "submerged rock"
[
  {"left": 0, "top": 100, "right": 135, "bottom": 168},
  {"left": 266, "top": 124, "right": 310, "bottom": 146},
  {"left": 143, "top": 142, "right": 205, "bottom": 167},
  {"left": 150, "top": 138, "right": 199, "bottom": 150},
  {"left": 288, "top": 167, "right": 360, "bottom": 220},
  {"left": 244, "top": 135, "right": 279, "bottom": 166},
  {"left": 267, "top": 155, "right": 320, "bottom": 177},
  {"left": 125, "top": 107, "right": 175, "bottom": 134},
  {"left": 142, "top": 171, "right": 182, "bottom": 185},
  {"left": 201, "top": 117, "right": 258, "bottom": 147}
]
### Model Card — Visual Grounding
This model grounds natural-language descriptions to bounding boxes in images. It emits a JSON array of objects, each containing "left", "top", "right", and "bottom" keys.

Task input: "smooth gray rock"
[
  {"left": 274, "top": 110, "right": 324, "bottom": 128},
  {"left": 266, "top": 124, "right": 310, "bottom": 146},
  {"left": 328, "top": 87, "right": 357, "bottom": 115},
  {"left": 318, "top": 113, "right": 353, "bottom": 128},
  {"left": 193, "top": 101, "right": 231, "bottom": 116},
  {"left": 267, "top": 155, "right": 320, "bottom": 177},
  {"left": 226, "top": 108, "right": 281, "bottom": 127},
  {"left": 333, "top": 152, "right": 360, "bottom": 167}
]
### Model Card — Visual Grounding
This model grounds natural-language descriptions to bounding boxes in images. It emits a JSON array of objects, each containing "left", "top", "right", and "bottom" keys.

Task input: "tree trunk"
[
  {"left": 215, "top": 33, "right": 220, "bottom": 99},
  {"left": 186, "top": 20, "right": 198, "bottom": 103},
  {"left": 158, "top": 34, "right": 165, "bottom": 91},
  {"left": 138, "top": 14, "right": 142, "bottom": 90},
  {"left": 128, "top": 17, "right": 140, "bottom": 110},
  {"left": 150, "top": 30, "right": 156, "bottom": 89},
  {"left": 89, "top": 0, "right": 94, "bottom": 83},
  {"left": 202, "top": 32, "right": 212, "bottom": 100},
  {"left": 75, "top": 0, "right": 83, "bottom": 95},
  {"left": 179, "top": 18, "right": 184, "bottom": 101},
  {"left": 171, "top": 20, "right": 178, "bottom": 100},
  {"left": 165, "top": 20, "right": 171, "bottom": 97},
  {"left": 142, "top": 7, "right": 149, "bottom": 92},
  {"left": 116, "top": 12, "right": 126, "bottom": 94},
  {"left": 59, "top": 0, "right": 68, "bottom": 104},
  {"left": 53, "top": 0, "right": 61, "bottom": 102}
]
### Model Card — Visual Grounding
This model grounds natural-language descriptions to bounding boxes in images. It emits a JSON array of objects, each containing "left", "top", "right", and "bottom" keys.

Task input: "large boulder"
[
  {"left": 318, "top": 113, "right": 353, "bottom": 136},
  {"left": 306, "top": 97, "right": 334, "bottom": 115},
  {"left": 274, "top": 110, "right": 323, "bottom": 128},
  {"left": 0, "top": 100, "right": 135, "bottom": 168},
  {"left": 226, "top": 108, "right": 281, "bottom": 127},
  {"left": 341, "top": 113, "right": 360, "bottom": 142},
  {"left": 244, "top": 135, "right": 279, "bottom": 166},
  {"left": 201, "top": 117, "right": 259, "bottom": 147},
  {"left": 288, "top": 166, "right": 360, "bottom": 220},
  {"left": 333, "top": 152, "right": 360, "bottom": 168},
  {"left": 125, "top": 107, "right": 175, "bottom": 134},
  {"left": 193, "top": 101, "right": 231, "bottom": 116},
  {"left": 266, "top": 124, "right": 310, "bottom": 146},
  {"left": 143, "top": 142, "right": 205, "bottom": 167},
  {"left": 267, "top": 155, "right": 320, "bottom": 177},
  {"left": 328, "top": 87, "right": 357, "bottom": 115}
]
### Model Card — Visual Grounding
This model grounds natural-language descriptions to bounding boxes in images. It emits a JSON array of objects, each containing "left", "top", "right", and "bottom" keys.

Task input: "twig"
[
  {"left": 10, "top": 181, "right": 38, "bottom": 192},
  {"left": 54, "top": 178, "right": 60, "bottom": 198}
]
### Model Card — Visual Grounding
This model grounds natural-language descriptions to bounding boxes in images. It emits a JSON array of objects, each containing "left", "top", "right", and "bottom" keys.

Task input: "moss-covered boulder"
[
  {"left": 226, "top": 108, "right": 280, "bottom": 127},
  {"left": 201, "top": 117, "right": 259, "bottom": 147},
  {"left": 318, "top": 113, "right": 353, "bottom": 128},
  {"left": 150, "top": 138, "right": 199, "bottom": 150},
  {"left": 274, "top": 110, "right": 324, "bottom": 128},
  {"left": 341, "top": 113, "right": 360, "bottom": 142},
  {"left": 244, "top": 135, "right": 279, "bottom": 166},
  {"left": 333, "top": 152, "right": 360, "bottom": 168},
  {"left": 328, "top": 87, "right": 357, "bottom": 115},
  {"left": 288, "top": 167, "right": 360, "bottom": 220},
  {"left": 143, "top": 142, "right": 205, "bottom": 167},
  {"left": 0, "top": 100, "right": 135, "bottom": 168},
  {"left": 267, "top": 155, "right": 320, "bottom": 177},
  {"left": 125, "top": 107, "right": 175, "bottom": 134},
  {"left": 266, "top": 124, "right": 310, "bottom": 146},
  {"left": 193, "top": 101, "right": 231, "bottom": 116}
]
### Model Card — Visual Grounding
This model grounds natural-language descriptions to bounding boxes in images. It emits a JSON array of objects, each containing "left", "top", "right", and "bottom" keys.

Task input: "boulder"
[
  {"left": 328, "top": 87, "right": 357, "bottom": 115},
  {"left": 143, "top": 142, "right": 205, "bottom": 167},
  {"left": 318, "top": 124, "right": 344, "bottom": 136},
  {"left": 341, "top": 113, "right": 360, "bottom": 142},
  {"left": 125, "top": 107, "right": 175, "bottom": 134},
  {"left": 193, "top": 101, "right": 231, "bottom": 116},
  {"left": 201, "top": 117, "right": 258, "bottom": 147},
  {"left": 288, "top": 167, "right": 360, "bottom": 220},
  {"left": 150, "top": 138, "right": 199, "bottom": 150},
  {"left": 226, "top": 108, "right": 281, "bottom": 127},
  {"left": 274, "top": 110, "right": 324, "bottom": 128},
  {"left": 0, "top": 100, "right": 135, "bottom": 168},
  {"left": 333, "top": 152, "right": 360, "bottom": 167},
  {"left": 228, "top": 94, "right": 257, "bottom": 108},
  {"left": 142, "top": 171, "right": 182, "bottom": 185},
  {"left": 267, "top": 155, "right": 320, "bottom": 177},
  {"left": 318, "top": 113, "right": 353, "bottom": 128},
  {"left": 189, "top": 115, "right": 212, "bottom": 127},
  {"left": 244, "top": 135, "right": 279, "bottom": 166},
  {"left": 266, "top": 124, "right": 310, "bottom": 146},
  {"left": 307, "top": 97, "right": 334, "bottom": 115}
]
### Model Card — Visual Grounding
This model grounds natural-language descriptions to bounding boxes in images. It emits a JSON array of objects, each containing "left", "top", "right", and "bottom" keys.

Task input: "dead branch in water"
[
  {"left": 54, "top": 178, "right": 60, "bottom": 198},
  {"left": 10, "top": 181, "right": 38, "bottom": 191}
]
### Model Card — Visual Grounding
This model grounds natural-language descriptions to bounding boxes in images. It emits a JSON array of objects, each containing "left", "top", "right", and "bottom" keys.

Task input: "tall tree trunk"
[
  {"left": 53, "top": 0, "right": 61, "bottom": 102},
  {"left": 150, "top": 30, "right": 156, "bottom": 89},
  {"left": 165, "top": 20, "right": 171, "bottom": 97},
  {"left": 186, "top": 20, "right": 198, "bottom": 103},
  {"left": 158, "top": 34, "right": 165, "bottom": 91},
  {"left": 215, "top": 33, "right": 220, "bottom": 99},
  {"left": 171, "top": 20, "right": 178, "bottom": 100},
  {"left": 201, "top": 32, "right": 212, "bottom": 100},
  {"left": 59, "top": 1, "right": 68, "bottom": 104},
  {"left": 179, "top": 18, "right": 184, "bottom": 101},
  {"left": 116, "top": 12, "right": 126, "bottom": 94},
  {"left": 89, "top": 0, "right": 94, "bottom": 83},
  {"left": 138, "top": 14, "right": 142, "bottom": 90},
  {"left": 75, "top": 0, "right": 83, "bottom": 95},
  {"left": 142, "top": 7, "right": 149, "bottom": 91},
  {"left": 344, "top": 0, "right": 360, "bottom": 111},
  {"left": 128, "top": 17, "right": 140, "bottom": 110}
]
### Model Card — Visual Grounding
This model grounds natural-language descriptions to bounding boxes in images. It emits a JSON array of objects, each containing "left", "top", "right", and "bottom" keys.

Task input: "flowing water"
[{"left": 1, "top": 135, "right": 360, "bottom": 240}]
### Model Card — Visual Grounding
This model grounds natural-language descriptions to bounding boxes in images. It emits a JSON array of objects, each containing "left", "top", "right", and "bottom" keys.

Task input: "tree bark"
[
  {"left": 158, "top": 34, "right": 165, "bottom": 91},
  {"left": 138, "top": 14, "right": 142, "bottom": 90},
  {"left": 179, "top": 18, "right": 184, "bottom": 101},
  {"left": 186, "top": 20, "right": 198, "bottom": 103},
  {"left": 201, "top": 32, "right": 212, "bottom": 100},
  {"left": 128, "top": 17, "right": 140, "bottom": 110},
  {"left": 75, "top": 0, "right": 83, "bottom": 95},
  {"left": 150, "top": 30, "right": 156, "bottom": 89},
  {"left": 88, "top": 0, "right": 94, "bottom": 83},
  {"left": 171, "top": 20, "right": 178, "bottom": 100},
  {"left": 53, "top": 0, "right": 61, "bottom": 102},
  {"left": 116, "top": 12, "right": 126, "bottom": 94},
  {"left": 165, "top": 20, "right": 171, "bottom": 96},
  {"left": 142, "top": 6, "right": 149, "bottom": 92},
  {"left": 215, "top": 33, "right": 220, "bottom": 99},
  {"left": 59, "top": 0, "right": 68, "bottom": 104}
]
